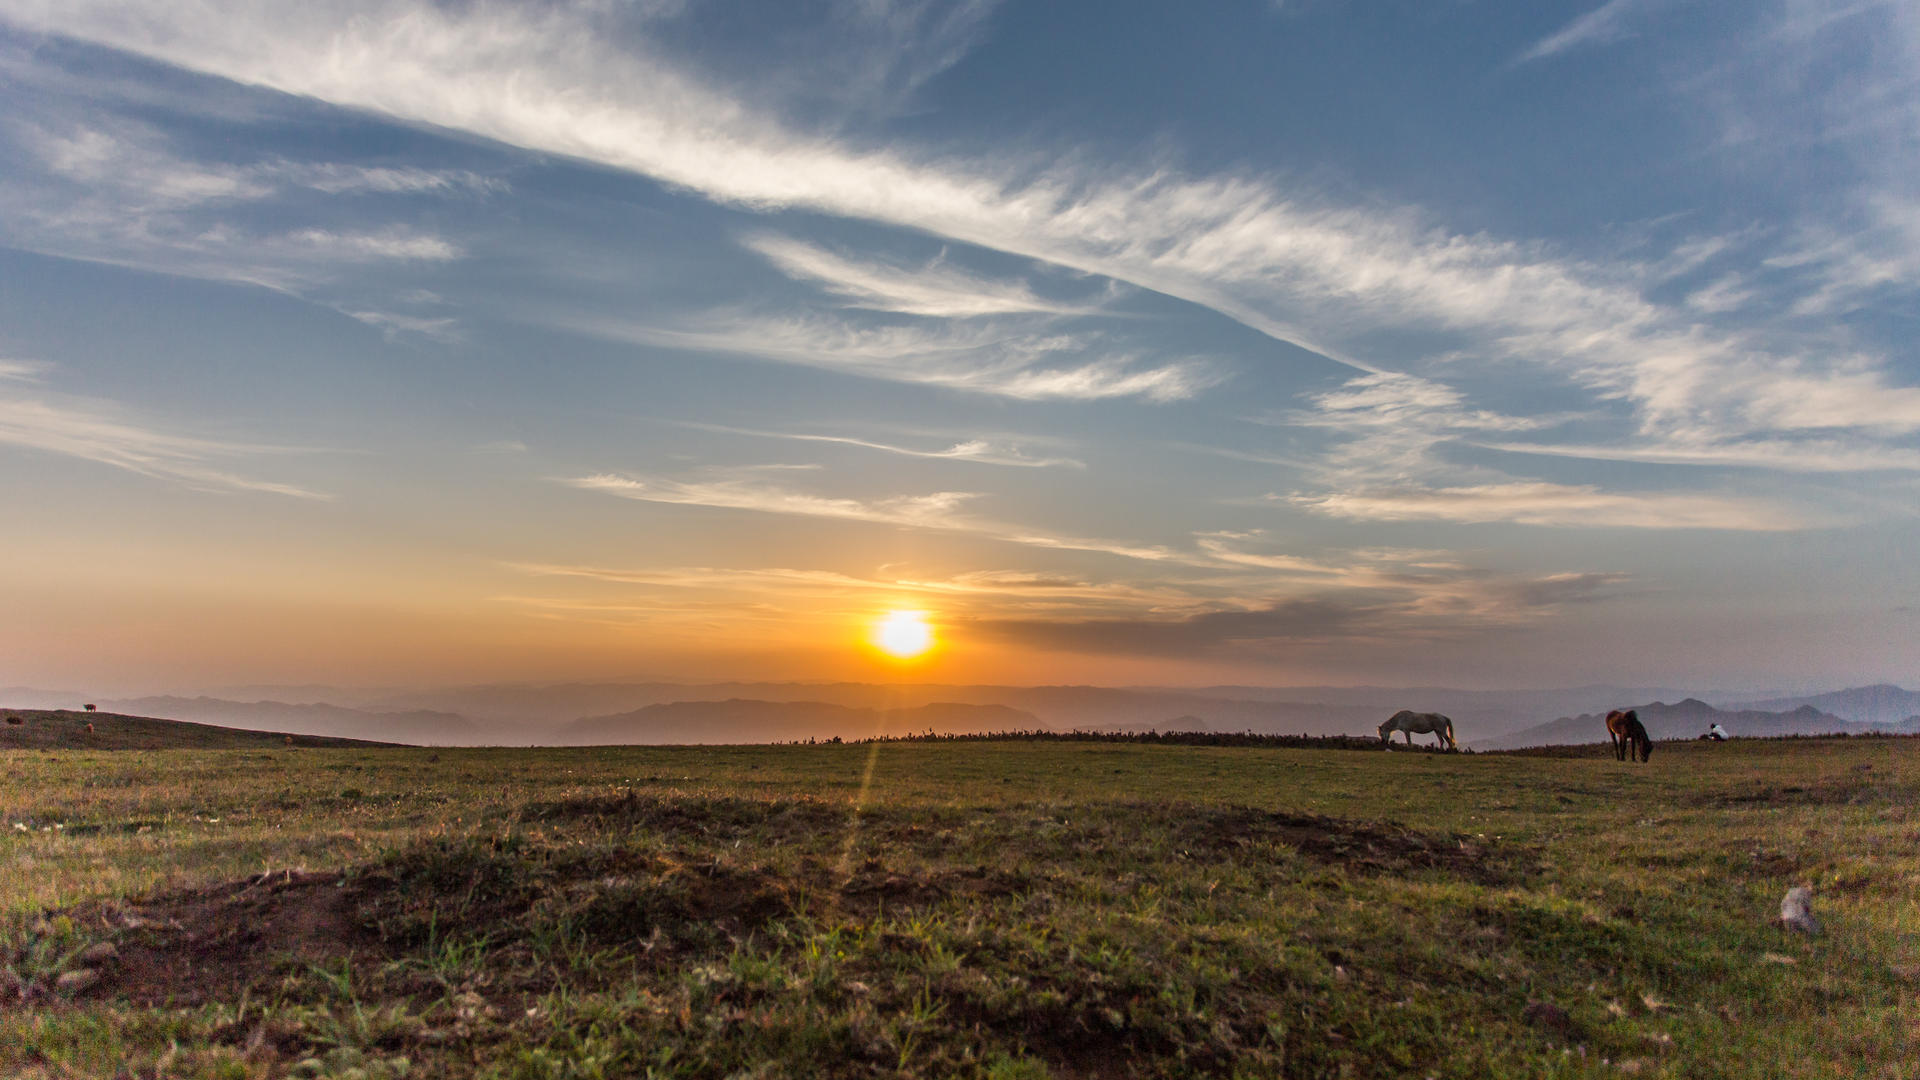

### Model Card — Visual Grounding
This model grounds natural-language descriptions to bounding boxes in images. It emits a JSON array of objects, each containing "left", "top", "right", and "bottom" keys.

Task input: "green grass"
[{"left": 2, "top": 737, "right": 1916, "bottom": 1077}]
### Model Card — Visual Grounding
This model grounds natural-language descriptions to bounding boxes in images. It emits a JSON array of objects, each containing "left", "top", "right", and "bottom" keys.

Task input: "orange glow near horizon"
[{"left": 872, "top": 610, "right": 935, "bottom": 659}]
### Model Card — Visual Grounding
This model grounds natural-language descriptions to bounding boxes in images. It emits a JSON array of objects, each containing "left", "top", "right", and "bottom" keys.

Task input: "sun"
[{"left": 873, "top": 610, "right": 935, "bottom": 659}]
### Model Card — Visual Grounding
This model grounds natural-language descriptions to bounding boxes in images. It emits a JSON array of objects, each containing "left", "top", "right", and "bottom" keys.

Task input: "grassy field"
[{"left": 2, "top": 734, "right": 1915, "bottom": 1078}]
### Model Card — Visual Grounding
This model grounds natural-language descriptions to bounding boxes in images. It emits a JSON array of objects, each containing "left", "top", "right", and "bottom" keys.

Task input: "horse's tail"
[{"left": 1444, "top": 717, "right": 1457, "bottom": 749}]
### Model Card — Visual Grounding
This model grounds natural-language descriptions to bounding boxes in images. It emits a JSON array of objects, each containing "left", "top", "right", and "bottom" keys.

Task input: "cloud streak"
[
  {"left": 677, "top": 422, "right": 1083, "bottom": 468},
  {"left": 0, "top": 389, "right": 328, "bottom": 498},
  {"left": 562, "top": 469, "right": 1193, "bottom": 564},
  {"left": 1291, "top": 481, "right": 1805, "bottom": 531},
  {"left": 1514, "top": 0, "right": 1658, "bottom": 64},
  {"left": 580, "top": 312, "right": 1216, "bottom": 402},
  {"left": 744, "top": 234, "right": 1106, "bottom": 317}
]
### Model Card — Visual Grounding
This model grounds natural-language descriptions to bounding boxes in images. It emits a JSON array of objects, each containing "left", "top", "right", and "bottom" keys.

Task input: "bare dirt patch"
[
  {"left": 1172, "top": 806, "right": 1515, "bottom": 883},
  {"left": 838, "top": 858, "right": 1034, "bottom": 912},
  {"left": 63, "top": 869, "right": 383, "bottom": 1006}
]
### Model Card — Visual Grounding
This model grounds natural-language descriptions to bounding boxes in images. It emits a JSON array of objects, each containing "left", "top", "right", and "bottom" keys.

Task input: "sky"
[{"left": 2, "top": 0, "right": 1917, "bottom": 694}]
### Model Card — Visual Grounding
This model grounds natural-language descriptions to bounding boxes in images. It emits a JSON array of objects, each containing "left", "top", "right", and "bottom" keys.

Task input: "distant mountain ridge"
[
  {"left": 1718, "top": 684, "right": 1920, "bottom": 726},
  {"left": 362, "top": 681, "right": 1391, "bottom": 736},
  {"left": 1478, "top": 698, "right": 1920, "bottom": 750},
  {"left": 11, "top": 681, "right": 1918, "bottom": 748},
  {"left": 562, "top": 700, "right": 1045, "bottom": 745}
]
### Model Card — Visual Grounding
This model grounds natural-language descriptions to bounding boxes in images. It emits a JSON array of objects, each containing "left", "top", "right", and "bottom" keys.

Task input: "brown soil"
[
  {"left": 63, "top": 869, "right": 384, "bottom": 1007},
  {"left": 1175, "top": 806, "right": 1512, "bottom": 883},
  {"left": 837, "top": 859, "right": 1033, "bottom": 912}
]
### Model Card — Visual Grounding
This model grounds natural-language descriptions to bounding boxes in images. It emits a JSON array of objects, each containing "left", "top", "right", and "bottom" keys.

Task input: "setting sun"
[{"left": 873, "top": 611, "right": 935, "bottom": 659}]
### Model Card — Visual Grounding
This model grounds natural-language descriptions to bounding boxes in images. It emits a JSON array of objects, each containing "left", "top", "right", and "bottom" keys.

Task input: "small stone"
[
  {"left": 55, "top": 968, "right": 99, "bottom": 994},
  {"left": 77, "top": 942, "right": 118, "bottom": 966}
]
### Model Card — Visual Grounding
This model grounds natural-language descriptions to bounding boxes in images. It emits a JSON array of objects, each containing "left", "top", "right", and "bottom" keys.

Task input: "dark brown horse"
[{"left": 1606, "top": 709, "right": 1652, "bottom": 762}]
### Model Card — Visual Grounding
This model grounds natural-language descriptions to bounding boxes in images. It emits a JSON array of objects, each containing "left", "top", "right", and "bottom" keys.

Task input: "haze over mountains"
[
  {"left": 7, "top": 680, "right": 1916, "bottom": 748},
  {"left": 1480, "top": 698, "right": 1920, "bottom": 750},
  {"left": 561, "top": 701, "right": 1042, "bottom": 746},
  {"left": 1717, "top": 685, "right": 1920, "bottom": 726}
]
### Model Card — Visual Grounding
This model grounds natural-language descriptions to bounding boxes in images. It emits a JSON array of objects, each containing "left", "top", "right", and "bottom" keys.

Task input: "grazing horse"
[
  {"left": 1606, "top": 709, "right": 1652, "bottom": 762},
  {"left": 1379, "top": 710, "right": 1458, "bottom": 751}
]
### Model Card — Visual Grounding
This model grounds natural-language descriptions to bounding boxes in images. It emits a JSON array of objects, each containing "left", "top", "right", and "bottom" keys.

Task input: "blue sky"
[{"left": 1, "top": 0, "right": 1917, "bottom": 693}]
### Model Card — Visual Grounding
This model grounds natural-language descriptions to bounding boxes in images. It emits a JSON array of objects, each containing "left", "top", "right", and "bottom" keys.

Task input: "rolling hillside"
[
  {"left": 0, "top": 709, "right": 400, "bottom": 750},
  {"left": 101, "top": 697, "right": 484, "bottom": 745}
]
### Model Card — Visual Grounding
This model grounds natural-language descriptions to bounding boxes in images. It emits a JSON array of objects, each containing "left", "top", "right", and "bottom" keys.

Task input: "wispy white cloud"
[
  {"left": 281, "top": 227, "right": 461, "bottom": 261},
  {"left": 342, "top": 309, "right": 462, "bottom": 341},
  {"left": 20, "top": 119, "right": 503, "bottom": 207},
  {"left": 562, "top": 468, "right": 1192, "bottom": 563},
  {"left": 28, "top": 122, "right": 273, "bottom": 206},
  {"left": 580, "top": 312, "right": 1217, "bottom": 402},
  {"left": 2, "top": 114, "right": 479, "bottom": 313},
  {"left": 0, "top": 390, "right": 328, "bottom": 498},
  {"left": 1478, "top": 437, "right": 1920, "bottom": 473},
  {"left": 273, "top": 162, "right": 505, "bottom": 197},
  {"left": 1291, "top": 481, "right": 1804, "bottom": 530},
  {"left": 1514, "top": 0, "right": 1660, "bottom": 64},
  {"left": 678, "top": 422, "right": 1083, "bottom": 468},
  {"left": 565, "top": 471, "right": 979, "bottom": 529},
  {"left": 744, "top": 233, "right": 1105, "bottom": 317}
]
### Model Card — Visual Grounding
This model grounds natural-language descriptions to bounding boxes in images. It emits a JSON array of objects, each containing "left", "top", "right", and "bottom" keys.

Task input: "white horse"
[{"left": 1379, "top": 710, "right": 1458, "bottom": 751}]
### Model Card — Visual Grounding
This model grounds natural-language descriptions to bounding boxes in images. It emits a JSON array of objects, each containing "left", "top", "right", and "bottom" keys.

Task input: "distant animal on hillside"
[
  {"left": 5, "top": 715, "right": 22, "bottom": 726},
  {"left": 1379, "top": 710, "right": 1457, "bottom": 751},
  {"left": 1606, "top": 709, "right": 1652, "bottom": 762},
  {"left": 84, "top": 703, "right": 96, "bottom": 711},
  {"left": 84, "top": 722, "right": 94, "bottom": 734}
]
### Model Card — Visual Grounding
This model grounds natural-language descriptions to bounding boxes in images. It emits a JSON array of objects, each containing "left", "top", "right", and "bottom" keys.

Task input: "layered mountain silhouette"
[
  {"left": 560, "top": 700, "right": 1044, "bottom": 745},
  {"left": 1719, "top": 684, "right": 1920, "bottom": 726},
  {"left": 1478, "top": 697, "right": 1920, "bottom": 749},
  {"left": 9, "top": 681, "right": 1916, "bottom": 748}
]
